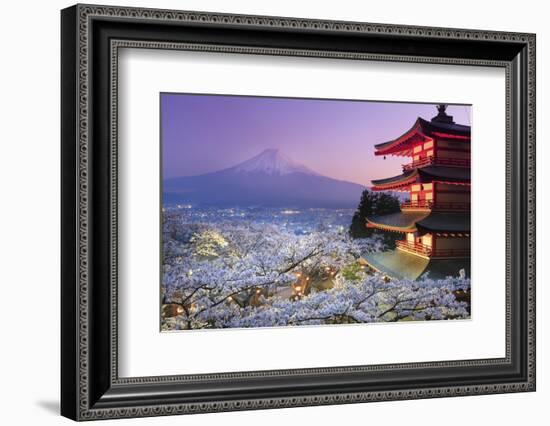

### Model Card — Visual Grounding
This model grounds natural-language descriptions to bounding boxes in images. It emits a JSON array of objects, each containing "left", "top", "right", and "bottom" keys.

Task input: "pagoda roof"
[
  {"left": 417, "top": 166, "right": 470, "bottom": 183},
  {"left": 362, "top": 250, "right": 470, "bottom": 280},
  {"left": 374, "top": 117, "right": 471, "bottom": 157},
  {"left": 417, "top": 117, "right": 470, "bottom": 137},
  {"left": 366, "top": 211, "right": 430, "bottom": 232},
  {"left": 371, "top": 169, "right": 417, "bottom": 189},
  {"left": 371, "top": 166, "right": 470, "bottom": 190},
  {"left": 366, "top": 211, "right": 470, "bottom": 233},
  {"left": 416, "top": 212, "right": 470, "bottom": 233}
]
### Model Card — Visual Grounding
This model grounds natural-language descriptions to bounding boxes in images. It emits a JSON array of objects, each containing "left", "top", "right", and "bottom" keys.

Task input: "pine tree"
[
  {"left": 376, "top": 192, "right": 401, "bottom": 215},
  {"left": 349, "top": 189, "right": 400, "bottom": 239}
]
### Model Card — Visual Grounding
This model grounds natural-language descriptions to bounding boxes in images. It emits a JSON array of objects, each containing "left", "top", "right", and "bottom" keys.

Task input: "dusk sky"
[{"left": 161, "top": 94, "right": 471, "bottom": 186}]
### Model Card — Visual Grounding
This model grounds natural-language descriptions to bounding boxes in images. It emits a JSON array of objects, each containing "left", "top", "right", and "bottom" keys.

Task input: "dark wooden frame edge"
[{"left": 61, "top": 4, "right": 536, "bottom": 421}]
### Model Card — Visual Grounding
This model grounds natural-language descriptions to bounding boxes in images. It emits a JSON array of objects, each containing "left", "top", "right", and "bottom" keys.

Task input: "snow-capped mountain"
[
  {"left": 163, "top": 149, "right": 365, "bottom": 208},
  {"left": 232, "top": 148, "right": 319, "bottom": 176}
]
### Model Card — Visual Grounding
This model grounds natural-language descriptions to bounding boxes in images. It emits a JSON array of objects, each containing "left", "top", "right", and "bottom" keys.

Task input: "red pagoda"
[{"left": 363, "top": 104, "right": 471, "bottom": 280}]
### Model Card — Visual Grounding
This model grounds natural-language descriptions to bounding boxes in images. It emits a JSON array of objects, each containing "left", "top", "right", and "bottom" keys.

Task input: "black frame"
[{"left": 61, "top": 4, "right": 536, "bottom": 421}]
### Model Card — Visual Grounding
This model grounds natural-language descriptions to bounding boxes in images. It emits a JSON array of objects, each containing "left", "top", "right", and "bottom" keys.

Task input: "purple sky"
[{"left": 161, "top": 94, "right": 471, "bottom": 186}]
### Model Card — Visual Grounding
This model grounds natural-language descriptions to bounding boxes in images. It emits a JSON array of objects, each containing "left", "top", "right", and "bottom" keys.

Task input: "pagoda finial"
[{"left": 431, "top": 103, "right": 454, "bottom": 124}]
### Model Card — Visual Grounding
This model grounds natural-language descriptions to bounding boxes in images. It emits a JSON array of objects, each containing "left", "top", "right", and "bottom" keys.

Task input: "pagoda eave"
[
  {"left": 374, "top": 149, "right": 414, "bottom": 157},
  {"left": 362, "top": 250, "right": 470, "bottom": 281},
  {"left": 371, "top": 183, "right": 412, "bottom": 192},
  {"left": 371, "top": 169, "right": 418, "bottom": 191},
  {"left": 366, "top": 221, "right": 417, "bottom": 233},
  {"left": 373, "top": 117, "right": 471, "bottom": 158},
  {"left": 373, "top": 122, "right": 429, "bottom": 157},
  {"left": 415, "top": 212, "right": 470, "bottom": 234},
  {"left": 367, "top": 211, "right": 470, "bottom": 235},
  {"left": 417, "top": 166, "right": 471, "bottom": 183},
  {"left": 370, "top": 166, "right": 470, "bottom": 191},
  {"left": 366, "top": 211, "right": 430, "bottom": 233}
]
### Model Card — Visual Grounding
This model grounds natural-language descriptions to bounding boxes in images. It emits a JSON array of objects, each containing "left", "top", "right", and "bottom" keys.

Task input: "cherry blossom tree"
[{"left": 161, "top": 216, "right": 469, "bottom": 331}]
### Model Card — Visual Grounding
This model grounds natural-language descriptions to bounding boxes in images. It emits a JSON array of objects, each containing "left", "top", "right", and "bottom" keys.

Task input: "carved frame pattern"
[{"left": 61, "top": 4, "right": 536, "bottom": 421}]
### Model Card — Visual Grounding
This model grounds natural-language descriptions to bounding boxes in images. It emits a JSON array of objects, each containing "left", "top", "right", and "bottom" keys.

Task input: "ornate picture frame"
[{"left": 61, "top": 4, "right": 535, "bottom": 421}]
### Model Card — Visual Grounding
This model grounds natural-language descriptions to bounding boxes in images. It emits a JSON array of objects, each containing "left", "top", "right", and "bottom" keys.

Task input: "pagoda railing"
[
  {"left": 396, "top": 240, "right": 432, "bottom": 256},
  {"left": 402, "top": 156, "right": 470, "bottom": 171},
  {"left": 400, "top": 200, "right": 433, "bottom": 210},
  {"left": 431, "top": 248, "right": 471, "bottom": 258},
  {"left": 432, "top": 201, "right": 470, "bottom": 211},
  {"left": 396, "top": 240, "right": 470, "bottom": 258},
  {"left": 401, "top": 200, "right": 470, "bottom": 211}
]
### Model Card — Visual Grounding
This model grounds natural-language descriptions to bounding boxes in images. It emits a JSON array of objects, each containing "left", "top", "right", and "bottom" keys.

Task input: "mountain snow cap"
[{"left": 233, "top": 148, "right": 318, "bottom": 176}]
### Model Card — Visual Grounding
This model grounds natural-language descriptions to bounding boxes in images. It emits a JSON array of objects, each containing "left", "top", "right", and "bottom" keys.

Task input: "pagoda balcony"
[
  {"left": 396, "top": 240, "right": 432, "bottom": 257},
  {"left": 400, "top": 200, "right": 433, "bottom": 210},
  {"left": 402, "top": 156, "right": 470, "bottom": 171},
  {"left": 401, "top": 200, "right": 470, "bottom": 211},
  {"left": 396, "top": 240, "right": 470, "bottom": 259}
]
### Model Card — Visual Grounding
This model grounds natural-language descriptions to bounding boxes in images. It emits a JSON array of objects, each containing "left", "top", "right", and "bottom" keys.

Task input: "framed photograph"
[{"left": 61, "top": 4, "right": 536, "bottom": 421}]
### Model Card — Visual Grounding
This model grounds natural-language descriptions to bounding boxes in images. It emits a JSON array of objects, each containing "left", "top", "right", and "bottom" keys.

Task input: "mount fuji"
[{"left": 163, "top": 149, "right": 366, "bottom": 207}]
